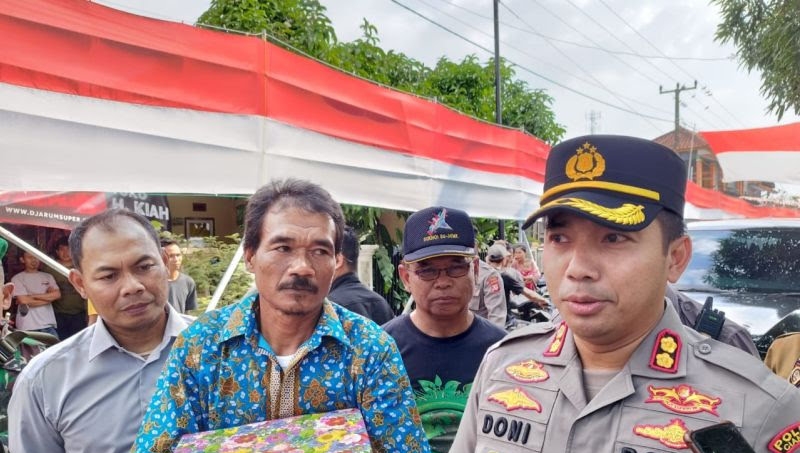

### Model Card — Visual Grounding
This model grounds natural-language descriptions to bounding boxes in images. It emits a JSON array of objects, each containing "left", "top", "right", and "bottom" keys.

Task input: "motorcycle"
[
  {"left": 0, "top": 315, "right": 59, "bottom": 451},
  {"left": 506, "top": 278, "right": 553, "bottom": 331}
]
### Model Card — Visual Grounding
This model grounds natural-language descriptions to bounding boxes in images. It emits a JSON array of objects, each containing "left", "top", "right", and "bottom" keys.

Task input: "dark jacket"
[{"left": 328, "top": 272, "right": 395, "bottom": 325}]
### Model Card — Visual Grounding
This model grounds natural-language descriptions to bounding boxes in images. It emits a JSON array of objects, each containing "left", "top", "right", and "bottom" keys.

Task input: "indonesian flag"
[
  {"left": 0, "top": 0, "right": 548, "bottom": 221},
  {"left": 700, "top": 123, "right": 800, "bottom": 184},
  {"left": 1, "top": 0, "right": 798, "bottom": 221}
]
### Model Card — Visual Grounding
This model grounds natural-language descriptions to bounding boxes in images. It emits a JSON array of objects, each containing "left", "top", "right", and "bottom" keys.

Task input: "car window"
[{"left": 676, "top": 228, "right": 800, "bottom": 293}]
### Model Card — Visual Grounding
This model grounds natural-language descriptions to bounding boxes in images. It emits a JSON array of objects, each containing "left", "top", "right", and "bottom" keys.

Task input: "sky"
[
  {"left": 95, "top": 0, "right": 800, "bottom": 142},
  {"left": 94, "top": 0, "right": 800, "bottom": 195}
]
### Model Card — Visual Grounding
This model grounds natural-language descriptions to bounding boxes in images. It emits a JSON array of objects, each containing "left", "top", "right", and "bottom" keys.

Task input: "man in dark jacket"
[{"left": 327, "top": 226, "right": 394, "bottom": 325}]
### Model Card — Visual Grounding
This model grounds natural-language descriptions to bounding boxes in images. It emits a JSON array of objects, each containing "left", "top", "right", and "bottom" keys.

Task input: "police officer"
[
  {"left": 452, "top": 135, "right": 800, "bottom": 452},
  {"left": 469, "top": 235, "right": 507, "bottom": 329},
  {"left": 765, "top": 332, "right": 800, "bottom": 385}
]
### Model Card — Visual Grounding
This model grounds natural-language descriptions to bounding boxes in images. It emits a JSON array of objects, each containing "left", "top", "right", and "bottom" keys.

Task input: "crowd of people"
[{"left": 1, "top": 134, "right": 799, "bottom": 452}]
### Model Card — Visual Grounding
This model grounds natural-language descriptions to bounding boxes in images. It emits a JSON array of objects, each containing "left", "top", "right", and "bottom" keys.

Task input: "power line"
[
  {"left": 389, "top": 0, "right": 672, "bottom": 124},
  {"left": 518, "top": 0, "right": 662, "bottom": 89},
  {"left": 597, "top": 0, "right": 747, "bottom": 128},
  {"left": 444, "top": 0, "right": 738, "bottom": 131},
  {"left": 436, "top": 0, "right": 731, "bottom": 62},
  {"left": 416, "top": 0, "right": 671, "bottom": 118},
  {"left": 555, "top": 0, "right": 726, "bottom": 131},
  {"left": 660, "top": 81, "right": 697, "bottom": 150},
  {"left": 497, "top": 1, "right": 666, "bottom": 130}
]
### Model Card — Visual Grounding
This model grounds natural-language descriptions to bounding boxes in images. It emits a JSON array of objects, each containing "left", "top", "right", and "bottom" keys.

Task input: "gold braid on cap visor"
[
  {"left": 541, "top": 181, "right": 660, "bottom": 204},
  {"left": 543, "top": 198, "right": 646, "bottom": 225}
]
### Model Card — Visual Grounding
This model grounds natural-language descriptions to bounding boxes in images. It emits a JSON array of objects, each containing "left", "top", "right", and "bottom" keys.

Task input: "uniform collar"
[
  {"left": 628, "top": 300, "right": 688, "bottom": 379},
  {"left": 536, "top": 300, "right": 689, "bottom": 379},
  {"left": 88, "top": 304, "right": 189, "bottom": 361}
]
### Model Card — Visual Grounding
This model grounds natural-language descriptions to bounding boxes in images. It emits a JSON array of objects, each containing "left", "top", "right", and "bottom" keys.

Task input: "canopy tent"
[
  {"left": 1, "top": 0, "right": 798, "bottom": 222},
  {"left": 700, "top": 122, "right": 800, "bottom": 185}
]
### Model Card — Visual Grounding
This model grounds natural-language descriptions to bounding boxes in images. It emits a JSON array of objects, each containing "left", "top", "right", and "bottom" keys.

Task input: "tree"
[
  {"left": 197, "top": 0, "right": 564, "bottom": 142},
  {"left": 713, "top": 0, "right": 800, "bottom": 119},
  {"left": 419, "top": 56, "right": 564, "bottom": 144},
  {"left": 199, "top": 0, "right": 337, "bottom": 59},
  {"left": 197, "top": 0, "right": 564, "bottom": 306},
  {"left": 706, "top": 229, "right": 800, "bottom": 292}
]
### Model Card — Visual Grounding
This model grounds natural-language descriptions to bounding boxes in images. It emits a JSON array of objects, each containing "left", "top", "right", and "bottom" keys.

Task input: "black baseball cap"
[
  {"left": 522, "top": 135, "right": 687, "bottom": 231},
  {"left": 403, "top": 206, "right": 476, "bottom": 263}
]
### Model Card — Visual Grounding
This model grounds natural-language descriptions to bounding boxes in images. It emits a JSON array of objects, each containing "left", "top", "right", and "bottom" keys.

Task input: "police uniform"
[
  {"left": 765, "top": 332, "right": 800, "bottom": 385},
  {"left": 452, "top": 135, "right": 800, "bottom": 452},
  {"left": 451, "top": 303, "right": 800, "bottom": 452},
  {"left": 470, "top": 260, "right": 507, "bottom": 329}
]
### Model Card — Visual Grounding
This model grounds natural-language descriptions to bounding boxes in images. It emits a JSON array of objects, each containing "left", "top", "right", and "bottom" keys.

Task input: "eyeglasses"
[{"left": 412, "top": 261, "right": 472, "bottom": 281}]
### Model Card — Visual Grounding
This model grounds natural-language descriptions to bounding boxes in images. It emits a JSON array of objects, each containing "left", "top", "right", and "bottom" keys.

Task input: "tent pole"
[
  {"left": 0, "top": 225, "right": 68, "bottom": 277},
  {"left": 205, "top": 242, "right": 245, "bottom": 312}
]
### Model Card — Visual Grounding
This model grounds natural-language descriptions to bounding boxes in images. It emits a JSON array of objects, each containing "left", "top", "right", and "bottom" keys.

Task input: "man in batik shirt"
[{"left": 133, "top": 179, "right": 429, "bottom": 453}]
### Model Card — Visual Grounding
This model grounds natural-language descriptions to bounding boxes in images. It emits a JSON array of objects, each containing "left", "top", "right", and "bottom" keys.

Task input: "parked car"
[{"left": 674, "top": 218, "right": 800, "bottom": 357}]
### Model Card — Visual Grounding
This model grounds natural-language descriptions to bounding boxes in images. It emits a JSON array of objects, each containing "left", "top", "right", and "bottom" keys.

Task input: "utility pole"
[
  {"left": 586, "top": 110, "right": 601, "bottom": 134},
  {"left": 493, "top": 0, "right": 505, "bottom": 240},
  {"left": 659, "top": 81, "right": 697, "bottom": 151}
]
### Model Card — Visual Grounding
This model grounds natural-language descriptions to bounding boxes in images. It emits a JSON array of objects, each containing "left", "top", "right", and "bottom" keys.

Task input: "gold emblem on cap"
[
  {"left": 551, "top": 198, "right": 645, "bottom": 226},
  {"left": 565, "top": 142, "right": 606, "bottom": 181}
]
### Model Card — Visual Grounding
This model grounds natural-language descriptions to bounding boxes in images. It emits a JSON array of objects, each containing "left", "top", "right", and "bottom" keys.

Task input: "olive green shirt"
[{"left": 48, "top": 270, "right": 86, "bottom": 315}]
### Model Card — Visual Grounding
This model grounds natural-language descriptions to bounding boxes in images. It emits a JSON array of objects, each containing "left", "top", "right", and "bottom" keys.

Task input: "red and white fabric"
[
  {"left": 1, "top": 0, "right": 797, "bottom": 221},
  {"left": 700, "top": 123, "right": 800, "bottom": 185}
]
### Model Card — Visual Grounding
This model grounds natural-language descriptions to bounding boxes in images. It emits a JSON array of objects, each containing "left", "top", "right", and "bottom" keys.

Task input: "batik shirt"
[{"left": 132, "top": 295, "right": 429, "bottom": 453}]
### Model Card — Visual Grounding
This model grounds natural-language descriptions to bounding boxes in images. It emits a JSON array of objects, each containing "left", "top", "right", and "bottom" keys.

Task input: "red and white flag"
[
  {"left": 700, "top": 123, "right": 800, "bottom": 185},
  {"left": 1, "top": 0, "right": 798, "bottom": 221}
]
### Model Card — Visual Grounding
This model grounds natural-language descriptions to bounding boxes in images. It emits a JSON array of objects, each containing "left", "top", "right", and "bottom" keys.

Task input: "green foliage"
[
  {"left": 199, "top": 0, "right": 336, "bottom": 58},
  {"left": 342, "top": 204, "right": 410, "bottom": 312},
  {"left": 196, "top": 0, "right": 565, "bottom": 143},
  {"left": 713, "top": 0, "right": 800, "bottom": 119},
  {"left": 196, "top": 0, "right": 565, "bottom": 308},
  {"left": 325, "top": 19, "right": 429, "bottom": 90},
  {"left": 171, "top": 234, "right": 254, "bottom": 312},
  {"left": 472, "top": 218, "right": 520, "bottom": 251},
  {"left": 706, "top": 229, "right": 800, "bottom": 291}
]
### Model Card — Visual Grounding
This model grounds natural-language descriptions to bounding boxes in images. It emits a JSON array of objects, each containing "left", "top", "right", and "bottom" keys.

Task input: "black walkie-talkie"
[{"left": 694, "top": 296, "right": 725, "bottom": 340}]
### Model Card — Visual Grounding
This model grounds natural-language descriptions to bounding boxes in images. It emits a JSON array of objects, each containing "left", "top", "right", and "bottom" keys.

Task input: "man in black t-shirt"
[
  {"left": 383, "top": 206, "right": 506, "bottom": 453},
  {"left": 328, "top": 226, "right": 394, "bottom": 325}
]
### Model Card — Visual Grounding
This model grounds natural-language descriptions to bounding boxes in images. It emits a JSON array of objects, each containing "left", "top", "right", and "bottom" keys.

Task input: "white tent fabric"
[
  {"left": 1, "top": 0, "right": 797, "bottom": 221},
  {"left": 0, "top": 82, "right": 543, "bottom": 219}
]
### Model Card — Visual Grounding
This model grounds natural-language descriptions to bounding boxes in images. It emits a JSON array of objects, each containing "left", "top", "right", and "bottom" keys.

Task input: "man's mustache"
[{"left": 278, "top": 277, "right": 318, "bottom": 293}]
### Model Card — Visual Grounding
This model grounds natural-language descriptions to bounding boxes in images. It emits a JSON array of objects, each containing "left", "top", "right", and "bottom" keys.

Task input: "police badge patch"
[
  {"left": 633, "top": 418, "right": 689, "bottom": 450},
  {"left": 505, "top": 359, "right": 549, "bottom": 383},
  {"left": 769, "top": 422, "right": 800, "bottom": 453},
  {"left": 789, "top": 358, "right": 800, "bottom": 387}
]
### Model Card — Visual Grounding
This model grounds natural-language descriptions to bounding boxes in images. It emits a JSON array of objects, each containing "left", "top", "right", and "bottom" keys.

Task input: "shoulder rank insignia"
[
  {"left": 544, "top": 322, "right": 568, "bottom": 357},
  {"left": 769, "top": 422, "right": 800, "bottom": 453},
  {"left": 649, "top": 329, "right": 682, "bottom": 373},
  {"left": 505, "top": 359, "right": 549, "bottom": 383},
  {"left": 488, "top": 388, "right": 542, "bottom": 412},
  {"left": 633, "top": 418, "right": 688, "bottom": 450},
  {"left": 646, "top": 384, "right": 721, "bottom": 415}
]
